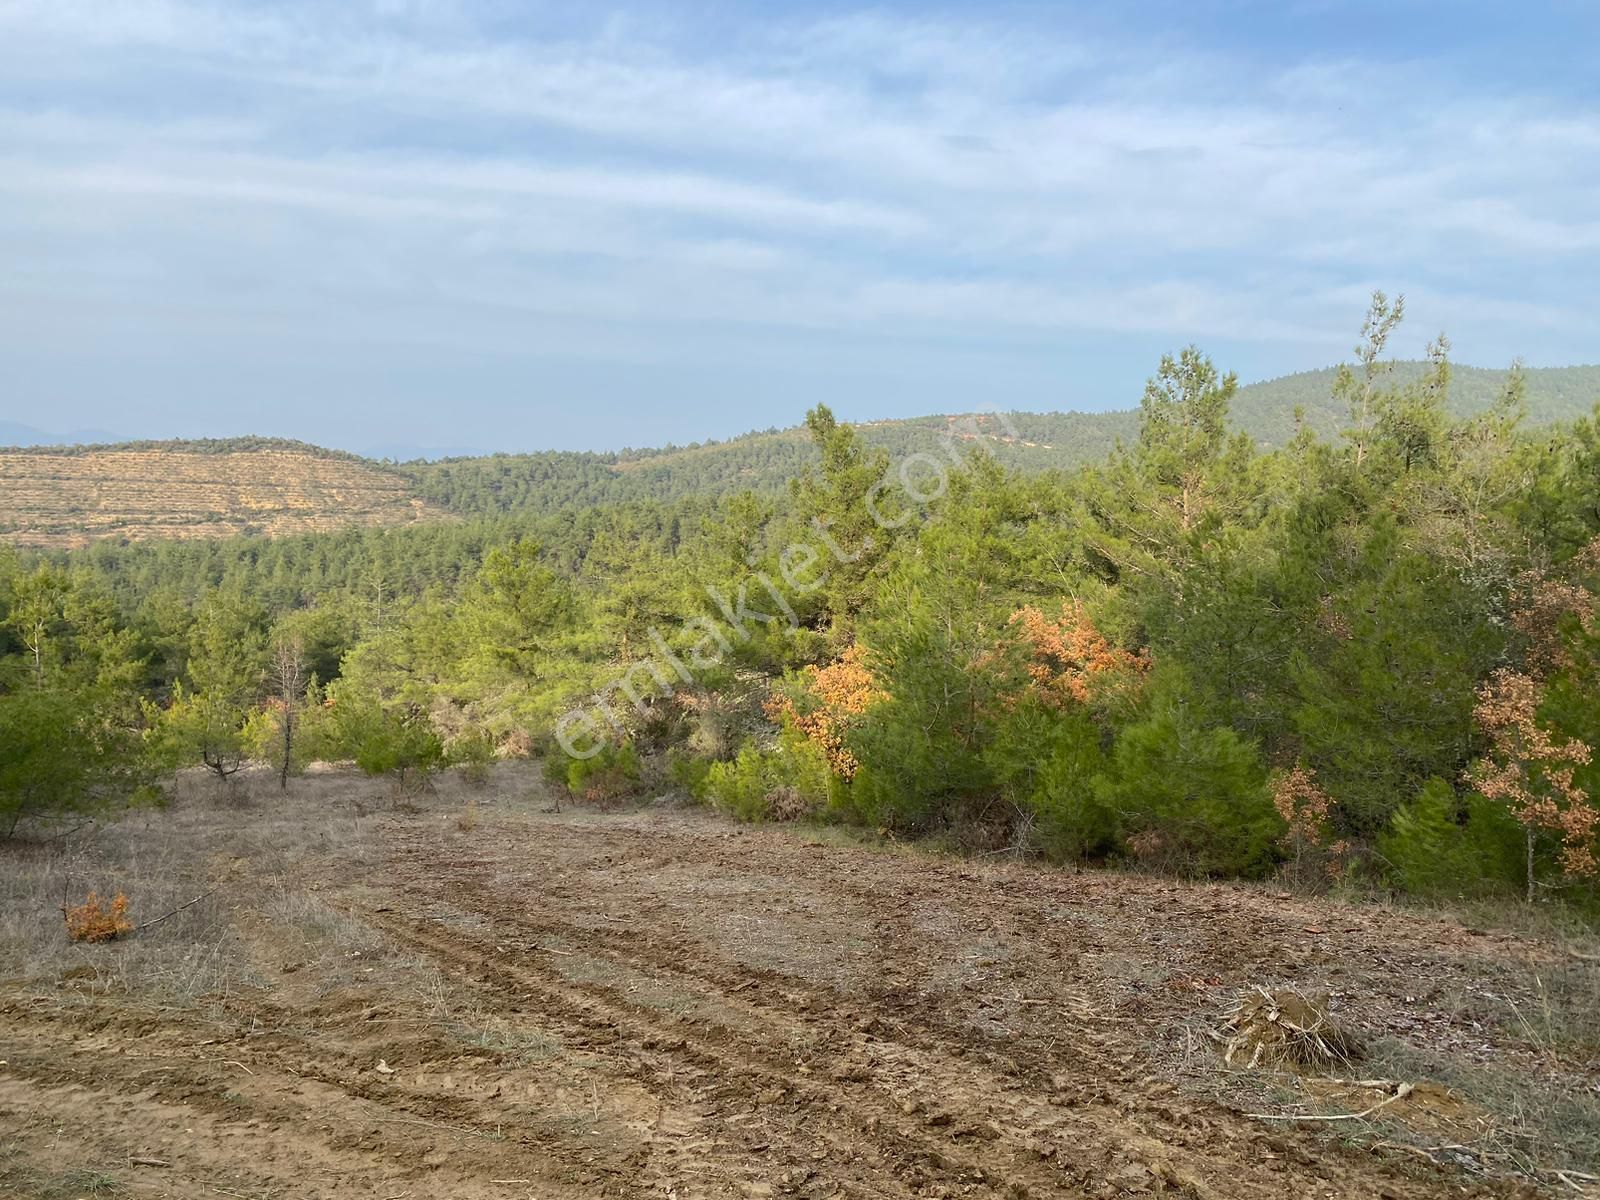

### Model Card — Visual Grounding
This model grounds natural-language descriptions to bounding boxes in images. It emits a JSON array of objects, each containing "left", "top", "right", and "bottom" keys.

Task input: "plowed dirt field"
[{"left": 2, "top": 769, "right": 1594, "bottom": 1198}]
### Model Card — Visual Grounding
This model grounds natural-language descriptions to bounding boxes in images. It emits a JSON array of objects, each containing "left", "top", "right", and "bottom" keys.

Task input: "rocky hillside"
[{"left": 0, "top": 439, "right": 446, "bottom": 549}]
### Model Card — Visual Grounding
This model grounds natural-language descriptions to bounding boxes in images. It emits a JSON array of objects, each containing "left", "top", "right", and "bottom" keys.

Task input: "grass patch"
[
  {"left": 1363, "top": 1034, "right": 1600, "bottom": 1179},
  {"left": 452, "top": 1023, "right": 563, "bottom": 1064},
  {"left": 42, "top": 1169, "right": 127, "bottom": 1198}
]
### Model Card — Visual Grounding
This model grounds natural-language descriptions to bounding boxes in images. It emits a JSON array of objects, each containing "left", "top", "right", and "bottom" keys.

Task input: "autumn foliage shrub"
[
  {"left": 996, "top": 600, "right": 1149, "bottom": 709},
  {"left": 63, "top": 891, "right": 132, "bottom": 942},
  {"left": 1507, "top": 555, "right": 1598, "bottom": 677},
  {"left": 766, "top": 644, "right": 882, "bottom": 778},
  {"left": 1270, "top": 763, "right": 1352, "bottom": 886}
]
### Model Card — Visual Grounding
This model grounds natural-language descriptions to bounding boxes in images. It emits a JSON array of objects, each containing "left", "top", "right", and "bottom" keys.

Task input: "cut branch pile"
[{"left": 1219, "top": 985, "right": 1364, "bottom": 1069}]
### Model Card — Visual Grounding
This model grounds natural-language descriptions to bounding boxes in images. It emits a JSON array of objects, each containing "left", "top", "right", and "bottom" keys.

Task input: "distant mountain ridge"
[
  {"left": 4, "top": 362, "right": 1597, "bottom": 546},
  {"left": 0, "top": 419, "right": 126, "bottom": 448},
  {"left": 1229, "top": 362, "right": 1600, "bottom": 446},
  {"left": 393, "top": 362, "right": 1600, "bottom": 517}
]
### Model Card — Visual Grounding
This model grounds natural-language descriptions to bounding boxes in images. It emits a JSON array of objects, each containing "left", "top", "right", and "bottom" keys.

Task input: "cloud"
[{"left": 0, "top": 0, "right": 1594, "bottom": 445}]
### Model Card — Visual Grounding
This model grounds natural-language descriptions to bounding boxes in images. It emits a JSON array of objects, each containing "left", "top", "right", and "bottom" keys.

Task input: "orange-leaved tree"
[
  {"left": 1270, "top": 763, "right": 1347, "bottom": 880},
  {"left": 1468, "top": 668, "right": 1597, "bottom": 901}
]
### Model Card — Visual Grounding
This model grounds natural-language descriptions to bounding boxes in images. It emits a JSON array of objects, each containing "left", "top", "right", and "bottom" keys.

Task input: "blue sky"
[{"left": 1, "top": 1, "right": 1596, "bottom": 456}]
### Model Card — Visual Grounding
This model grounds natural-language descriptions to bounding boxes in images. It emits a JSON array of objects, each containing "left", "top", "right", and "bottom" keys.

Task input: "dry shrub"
[
  {"left": 1125, "top": 828, "right": 1167, "bottom": 863},
  {"left": 765, "top": 785, "right": 816, "bottom": 823},
  {"left": 456, "top": 800, "right": 481, "bottom": 832},
  {"left": 63, "top": 892, "right": 132, "bottom": 943},
  {"left": 498, "top": 728, "right": 534, "bottom": 759},
  {"left": 1220, "top": 985, "right": 1364, "bottom": 1069},
  {"left": 997, "top": 600, "right": 1150, "bottom": 709}
]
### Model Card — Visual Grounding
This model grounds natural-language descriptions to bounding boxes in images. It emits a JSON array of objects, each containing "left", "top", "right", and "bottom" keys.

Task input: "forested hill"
[
  {"left": 1231, "top": 362, "right": 1600, "bottom": 446},
  {"left": 395, "top": 409, "right": 1137, "bottom": 517},
  {"left": 3, "top": 362, "right": 1596, "bottom": 542},
  {"left": 400, "top": 362, "right": 1600, "bottom": 516}
]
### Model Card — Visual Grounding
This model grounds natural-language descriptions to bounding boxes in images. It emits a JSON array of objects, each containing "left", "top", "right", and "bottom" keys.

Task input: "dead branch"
[
  {"left": 1248, "top": 1082, "right": 1414, "bottom": 1122},
  {"left": 137, "top": 888, "right": 218, "bottom": 931}
]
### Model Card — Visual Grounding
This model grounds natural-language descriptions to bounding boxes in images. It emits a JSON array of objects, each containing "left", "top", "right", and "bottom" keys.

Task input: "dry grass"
[
  {"left": 0, "top": 762, "right": 558, "bottom": 1045},
  {"left": 1196, "top": 954, "right": 1600, "bottom": 1182},
  {"left": 0, "top": 1140, "right": 127, "bottom": 1199},
  {"left": 1361, "top": 1034, "right": 1600, "bottom": 1180},
  {"left": 0, "top": 809, "right": 247, "bottom": 1008},
  {"left": 0, "top": 765, "right": 523, "bottom": 1011},
  {"left": 450, "top": 1018, "right": 564, "bottom": 1064}
]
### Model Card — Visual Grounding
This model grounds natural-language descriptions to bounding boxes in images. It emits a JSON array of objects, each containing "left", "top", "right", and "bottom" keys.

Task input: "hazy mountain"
[
  {"left": 5, "top": 362, "right": 1597, "bottom": 544},
  {"left": 0, "top": 420, "right": 126, "bottom": 448}
]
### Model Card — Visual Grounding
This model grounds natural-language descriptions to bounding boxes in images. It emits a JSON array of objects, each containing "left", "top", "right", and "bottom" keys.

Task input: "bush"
[
  {"left": 1094, "top": 705, "right": 1282, "bottom": 877},
  {"left": 540, "top": 745, "right": 572, "bottom": 790},
  {"left": 846, "top": 699, "right": 992, "bottom": 831},
  {"left": 978, "top": 698, "right": 1116, "bottom": 860},
  {"left": 565, "top": 741, "right": 643, "bottom": 807},
  {"left": 449, "top": 730, "right": 495, "bottom": 787},
  {"left": 703, "top": 746, "right": 773, "bottom": 821},
  {"left": 666, "top": 750, "right": 714, "bottom": 800},
  {"left": 1028, "top": 713, "right": 1118, "bottom": 862},
  {"left": 703, "top": 731, "right": 832, "bottom": 823},
  {"left": 63, "top": 891, "right": 131, "bottom": 942},
  {"left": 325, "top": 687, "right": 446, "bottom": 791},
  {"left": 4, "top": 682, "right": 146, "bottom": 835},
  {"left": 1378, "top": 778, "right": 1525, "bottom": 897}
]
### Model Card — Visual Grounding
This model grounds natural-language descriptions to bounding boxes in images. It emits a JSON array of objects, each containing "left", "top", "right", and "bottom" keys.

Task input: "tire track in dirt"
[
  {"left": 362, "top": 822, "right": 1485, "bottom": 1200},
  {"left": 388, "top": 823, "right": 1119, "bottom": 1065},
  {"left": 362, "top": 906, "right": 981, "bottom": 1199},
  {"left": 1, "top": 801, "right": 1536, "bottom": 1199},
  {"left": 0, "top": 994, "right": 647, "bottom": 1198}
]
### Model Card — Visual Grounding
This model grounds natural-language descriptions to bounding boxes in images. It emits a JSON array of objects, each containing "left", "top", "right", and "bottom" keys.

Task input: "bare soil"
[
  {"left": 2, "top": 767, "right": 1596, "bottom": 1198},
  {"left": 0, "top": 447, "right": 443, "bottom": 547}
]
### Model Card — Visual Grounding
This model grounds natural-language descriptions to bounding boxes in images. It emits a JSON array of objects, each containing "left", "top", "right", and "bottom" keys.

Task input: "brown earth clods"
[
  {"left": 0, "top": 447, "right": 445, "bottom": 547},
  {"left": 1, "top": 777, "right": 1594, "bottom": 1198}
]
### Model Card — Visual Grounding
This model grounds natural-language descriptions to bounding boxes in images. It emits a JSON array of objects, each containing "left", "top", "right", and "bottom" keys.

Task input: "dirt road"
[{"left": 1, "top": 779, "right": 1584, "bottom": 1197}]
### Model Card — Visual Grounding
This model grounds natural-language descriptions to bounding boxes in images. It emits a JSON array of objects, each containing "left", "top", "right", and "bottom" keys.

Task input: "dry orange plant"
[
  {"left": 766, "top": 643, "right": 883, "bottom": 777},
  {"left": 63, "top": 891, "right": 133, "bottom": 942}
]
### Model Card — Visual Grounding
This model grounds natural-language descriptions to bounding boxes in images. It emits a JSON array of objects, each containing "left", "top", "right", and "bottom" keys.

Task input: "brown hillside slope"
[{"left": 0, "top": 444, "right": 447, "bottom": 548}]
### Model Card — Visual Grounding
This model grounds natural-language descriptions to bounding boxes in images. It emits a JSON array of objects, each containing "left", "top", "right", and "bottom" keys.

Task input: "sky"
[{"left": 1, "top": 0, "right": 1597, "bottom": 457}]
